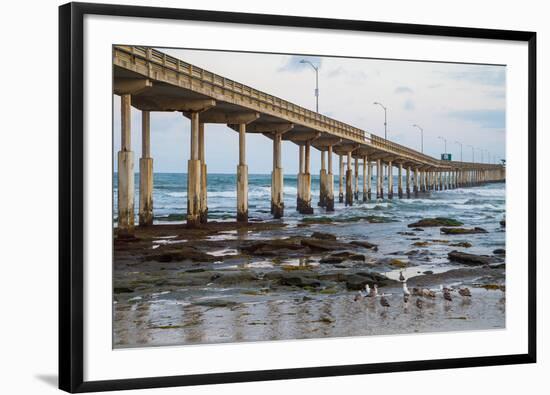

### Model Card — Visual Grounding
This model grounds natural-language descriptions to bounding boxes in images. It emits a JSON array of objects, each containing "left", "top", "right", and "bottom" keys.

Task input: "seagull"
[
  {"left": 368, "top": 284, "right": 378, "bottom": 298},
  {"left": 422, "top": 288, "right": 436, "bottom": 298},
  {"left": 403, "top": 294, "right": 410, "bottom": 304},
  {"left": 416, "top": 298, "right": 424, "bottom": 309},
  {"left": 365, "top": 284, "right": 371, "bottom": 295},
  {"left": 458, "top": 287, "right": 472, "bottom": 297},
  {"left": 403, "top": 282, "right": 411, "bottom": 298},
  {"left": 399, "top": 271, "right": 406, "bottom": 283},
  {"left": 380, "top": 295, "right": 390, "bottom": 309}
]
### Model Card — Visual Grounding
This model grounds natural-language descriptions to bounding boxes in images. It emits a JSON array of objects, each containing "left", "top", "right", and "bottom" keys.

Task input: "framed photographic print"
[{"left": 59, "top": 2, "right": 537, "bottom": 392}]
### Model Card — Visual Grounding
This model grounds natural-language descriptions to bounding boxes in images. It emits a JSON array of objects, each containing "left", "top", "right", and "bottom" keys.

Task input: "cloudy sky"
[{"left": 113, "top": 48, "right": 505, "bottom": 173}]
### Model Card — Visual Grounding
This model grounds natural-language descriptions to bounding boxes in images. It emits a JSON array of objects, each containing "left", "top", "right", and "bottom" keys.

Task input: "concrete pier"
[
  {"left": 376, "top": 159, "right": 382, "bottom": 199},
  {"left": 297, "top": 142, "right": 313, "bottom": 214},
  {"left": 367, "top": 161, "right": 372, "bottom": 200},
  {"left": 118, "top": 94, "right": 135, "bottom": 236},
  {"left": 345, "top": 151, "right": 353, "bottom": 206},
  {"left": 326, "top": 145, "right": 335, "bottom": 211},
  {"left": 237, "top": 123, "right": 248, "bottom": 222},
  {"left": 271, "top": 132, "right": 284, "bottom": 218},
  {"left": 139, "top": 110, "right": 153, "bottom": 226},
  {"left": 199, "top": 123, "right": 208, "bottom": 223},
  {"left": 398, "top": 163, "right": 403, "bottom": 198},
  {"left": 362, "top": 156, "right": 367, "bottom": 202},
  {"left": 354, "top": 157, "right": 359, "bottom": 201},
  {"left": 187, "top": 112, "right": 202, "bottom": 227},
  {"left": 406, "top": 166, "right": 411, "bottom": 198},
  {"left": 338, "top": 154, "right": 344, "bottom": 203},
  {"left": 318, "top": 150, "right": 327, "bottom": 208},
  {"left": 388, "top": 161, "right": 393, "bottom": 199}
]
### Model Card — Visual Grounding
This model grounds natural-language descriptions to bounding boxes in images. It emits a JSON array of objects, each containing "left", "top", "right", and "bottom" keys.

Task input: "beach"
[{"left": 113, "top": 174, "right": 506, "bottom": 348}]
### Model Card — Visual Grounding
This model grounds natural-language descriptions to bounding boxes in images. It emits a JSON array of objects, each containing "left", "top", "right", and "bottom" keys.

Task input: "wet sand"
[{"left": 113, "top": 216, "right": 505, "bottom": 348}]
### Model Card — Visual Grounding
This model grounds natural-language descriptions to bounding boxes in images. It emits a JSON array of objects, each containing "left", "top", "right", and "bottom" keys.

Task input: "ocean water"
[{"left": 113, "top": 173, "right": 506, "bottom": 230}]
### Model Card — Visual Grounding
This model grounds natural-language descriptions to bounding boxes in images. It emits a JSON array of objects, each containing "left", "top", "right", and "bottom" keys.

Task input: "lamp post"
[
  {"left": 478, "top": 148, "right": 484, "bottom": 163},
  {"left": 455, "top": 141, "right": 463, "bottom": 162},
  {"left": 300, "top": 59, "right": 319, "bottom": 113},
  {"left": 438, "top": 136, "right": 447, "bottom": 154},
  {"left": 467, "top": 144, "right": 475, "bottom": 162},
  {"left": 412, "top": 124, "right": 424, "bottom": 153},
  {"left": 373, "top": 102, "right": 387, "bottom": 140}
]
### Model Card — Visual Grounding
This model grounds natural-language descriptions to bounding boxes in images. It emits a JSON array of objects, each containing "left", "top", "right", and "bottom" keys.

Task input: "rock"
[
  {"left": 412, "top": 228, "right": 425, "bottom": 232},
  {"left": 440, "top": 227, "right": 487, "bottom": 235},
  {"left": 330, "top": 251, "right": 366, "bottom": 261},
  {"left": 212, "top": 271, "right": 259, "bottom": 285},
  {"left": 423, "top": 270, "right": 434, "bottom": 275},
  {"left": 493, "top": 248, "right": 506, "bottom": 255},
  {"left": 240, "top": 238, "right": 304, "bottom": 256},
  {"left": 375, "top": 258, "right": 408, "bottom": 268},
  {"left": 114, "top": 286, "right": 134, "bottom": 294},
  {"left": 344, "top": 272, "right": 395, "bottom": 290},
  {"left": 397, "top": 231, "right": 416, "bottom": 236},
  {"left": 300, "top": 238, "right": 352, "bottom": 252},
  {"left": 194, "top": 299, "right": 239, "bottom": 308},
  {"left": 277, "top": 273, "right": 322, "bottom": 288},
  {"left": 319, "top": 256, "right": 345, "bottom": 264},
  {"left": 500, "top": 219, "right": 506, "bottom": 227},
  {"left": 349, "top": 240, "right": 379, "bottom": 250},
  {"left": 448, "top": 250, "right": 498, "bottom": 265},
  {"left": 311, "top": 231, "right": 337, "bottom": 240},
  {"left": 450, "top": 242, "right": 473, "bottom": 248},
  {"left": 408, "top": 217, "right": 463, "bottom": 228},
  {"left": 145, "top": 246, "right": 217, "bottom": 263},
  {"left": 412, "top": 241, "right": 430, "bottom": 247}
]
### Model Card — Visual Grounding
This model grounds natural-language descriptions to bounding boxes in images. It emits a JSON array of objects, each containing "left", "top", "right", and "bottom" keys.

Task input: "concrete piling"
[
  {"left": 367, "top": 161, "right": 372, "bottom": 200},
  {"left": 187, "top": 112, "right": 202, "bottom": 227},
  {"left": 388, "top": 161, "right": 393, "bottom": 199},
  {"left": 398, "top": 163, "right": 403, "bottom": 198},
  {"left": 326, "top": 145, "right": 334, "bottom": 211},
  {"left": 338, "top": 154, "right": 344, "bottom": 203},
  {"left": 362, "top": 156, "right": 367, "bottom": 202},
  {"left": 297, "top": 142, "right": 313, "bottom": 214},
  {"left": 199, "top": 123, "right": 208, "bottom": 223},
  {"left": 236, "top": 123, "right": 248, "bottom": 222},
  {"left": 139, "top": 110, "right": 153, "bottom": 226},
  {"left": 345, "top": 151, "right": 353, "bottom": 206},
  {"left": 271, "top": 132, "right": 284, "bottom": 218},
  {"left": 118, "top": 94, "right": 135, "bottom": 237}
]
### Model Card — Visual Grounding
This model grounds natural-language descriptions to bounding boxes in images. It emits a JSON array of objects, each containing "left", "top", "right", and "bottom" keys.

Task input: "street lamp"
[
  {"left": 300, "top": 59, "right": 319, "bottom": 113},
  {"left": 373, "top": 102, "right": 387, "bottom": 140},
  {"left": 455, "top": 141, "right": 463, "bottom": 162},
  {"left": 412, "top": 124, "right": 424, "bottom": 153},
  {"left": 467, "top": 144, "right": 475, "bottom": 162},
  {"left": 438, "top": 136, "right": 447, "bottom": 154},
  {"left": 478, "top": 148, "right": 484, "bottom": 163}
]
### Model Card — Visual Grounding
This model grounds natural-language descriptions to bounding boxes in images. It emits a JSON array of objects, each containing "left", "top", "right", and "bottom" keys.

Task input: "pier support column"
[
  {"left": 237, "top": 123, "right": 248, "bottom": 222},
  {"left": 367, "top": 161, "right": 372, "bottom": 200},
  {"left": 271, "top": 132, "right": 284, "bottom": 218},
  {"left": 139, "top": 110, "right": 153, "bottom": 226},
  {"left": 406, "top": 166, "right": 411, "bottom": 198},
  {"left": 398, "top": 163, "right": 403, "bottom": 198},
  {"left": 298, "top": 142, "right": 313, "bottom": 214},
  {"left": 376, "top": 159, "right": 382, "bottom": 199},
  {"left": 118, "top": 94, "right": 135, "bottom": 236},
  {"left": 388, "top": 161, "right": 393, "bottom": 199},
  {"left": 199, "top": 123, "right": 208, "bottom": 223},
  {"left": 362, "top": 156, "right": 367, "bottom": 202},
  {"left": 318, "top": 150, "right": 327, "bottom": 208},
  {"left": 354, "top": 157, "right": 359, "bottom": 201},
  {"left": 338, "top": 154, "right": 344, "bottom": 203},
  {"left": 439, "top": 171, "right": 443, "bottom": 190},
  {"left": 187, "top": 112, "right": 202, "bottom": 227},
  {"left": 345, "top": 151, "right": 353, "bottom": 206},
  {"left": 326, "top": 145, "right": 334, "bottom": 211},
  {"left": 413, "top": 168, "right": 419, "bottom": 196}
]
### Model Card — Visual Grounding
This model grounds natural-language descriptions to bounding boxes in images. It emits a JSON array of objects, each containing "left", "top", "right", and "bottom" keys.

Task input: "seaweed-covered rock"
[
  {"left": 145, "top": 246, "right": 217, "bottom": 263},
  {"left": 450, "top": 242, "right": 473, "bottom": 248},
  {"left": 493, "top": 248, "right": 506, "bottom": 255},
  {"left": 311, "top": 231, "right": 337, "bottom": 240},
  {"left": 349, "top": 240, "right": 379, "bottom": 250},
  {"left": 408, "top": 217, "right": 463, "bottom": 228},
  {"left": 300, "top": 238, "right": 352, "bottom": 252},
  {"left": 440, "top": 227, "right": 487, "bottom": 235},
  {"left": 240, "top": 238, "right": 304, "bottom": 256},
  {"left": 448, "top": 250, "right": 498, "bottom": 265},
  {"left": 344, "top": 272, "right": 396, "bottom": 290}
]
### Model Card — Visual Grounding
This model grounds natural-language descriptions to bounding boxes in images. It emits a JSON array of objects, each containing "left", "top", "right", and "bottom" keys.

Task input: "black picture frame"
[{"left": 59, "top": 2, "right": 537, "bottom": 392}]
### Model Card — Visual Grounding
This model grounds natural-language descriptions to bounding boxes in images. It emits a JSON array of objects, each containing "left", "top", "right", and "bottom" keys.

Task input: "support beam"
[
  {"left": 362, "top": 156, "right": 367, "bottom": 202},
  {"left": 376, "top": 159, "right": 382, "bottom": 199},
  {"left": 199, "top": 123, "right": 208, "bottom": 223},
  {"left": 297, "top": 142, "right": 313, "bottom": 214},
  {"left": 398, "top": 163, "right": 403, "bottom": 198},
  {"left": 354, "top": 156, "right": 359, "bottom": 201},
  {"left": 406, "top": 166, "right": 411, "bottom": 198},
  {"left": 139, "top": 110, "right": 153, "bottom": 226},
  {"left": 271, "top": 132, "right": 284, "bottom": 218},
  {"left": 367, "top": 161, "right": 372, "bottom": 200},
  {"left": 345, "top": 151, "right": 353, "bottom": 206},
  {"left": 237, "top": 123, "right": 248, "bottom": 222},
  {"left": 326, "top": 145, "right": 334, "bottom": 211},
  {"left": 338, "top": 154, "right": 344, "bottom": 203},
  {"left": 118, "top": 94, "right": 135, "bottom": 236},
  {"left": 318, "top": 150, "right": 327, "bottom": 208},
  {"left": 388, "top": 161, "right": 393, "bottom": 199},
  {"left": 413, "top": 168, "right": 419, "bottom": 196},
  {"left": 186, "top": 112, "right": 202, "bottom": 227}
]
